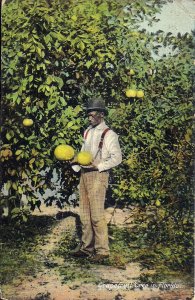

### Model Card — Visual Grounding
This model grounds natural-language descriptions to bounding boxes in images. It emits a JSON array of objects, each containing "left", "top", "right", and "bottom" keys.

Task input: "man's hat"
[{"left": 86, "top": 96, "right": 108, "bottom": 115}]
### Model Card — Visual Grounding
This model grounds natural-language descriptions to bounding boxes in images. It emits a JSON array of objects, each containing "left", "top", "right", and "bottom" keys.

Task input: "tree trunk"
[{"left": 1, "top": 0, "right": 6, "bottom": 6}]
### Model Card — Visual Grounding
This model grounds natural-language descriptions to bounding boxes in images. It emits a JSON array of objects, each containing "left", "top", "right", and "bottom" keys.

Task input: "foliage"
[
  {"left": 1, "top": 0, "right": 182, "bottom": 215},
  {"left": 55, "top": 230, "right": 97, "bottom": 284},
  {"left": 1, "top": 0, "right": 193, "bottom": 272},
  {"left": 0, "top": 215, "right": 57, "bottom": 284},
  {"left": 132, "top": 208, "right": 193, "bottom": 275}
]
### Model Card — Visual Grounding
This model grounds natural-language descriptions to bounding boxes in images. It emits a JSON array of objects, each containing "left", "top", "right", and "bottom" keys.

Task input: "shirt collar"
[
  {"left": 88, "top": 121, "right": 107, "bottom": 131},
  {"left": 94, "top": 121, "right": 107, "bottom": 130}
]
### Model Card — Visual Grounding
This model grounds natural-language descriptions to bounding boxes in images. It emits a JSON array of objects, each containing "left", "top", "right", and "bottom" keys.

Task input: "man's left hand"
[{"left": 89, "top": 161, "right": 98, "bottom": 170}]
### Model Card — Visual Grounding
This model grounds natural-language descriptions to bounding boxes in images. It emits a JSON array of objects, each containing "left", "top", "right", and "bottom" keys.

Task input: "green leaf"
[
  {"left": 23, "top": 43, "right": 32, "bottom": 51},
  {"left": 11, "top": 207, "right": 21, "bottom": 215},
  {"left": 6, "top": 133, "right": 12, "bottom": 140},
  {"left": 18, "top": 186, "right": 23, "bottom": 194},
  {"left": 39, "top": 159, "right": 45, "bottom": 169},
  {"left": 46, "top": 75, "right": 53, "bottom": 85},
  {"left": 55, "top": 77, "right": 64, "bottom": 89},
  {"left": 12, "top": 182, "right": 17, "bottom": 190},
  {"left": 6, "top": 181, "right": 12, "bottom": 191},
  {"left": 86, "top": 60, "right": 93, "bottom": 68},
  {"left": 74, "top": 105, "right": 82, "bottom": 114},
  {"left": 37, "top": 47, "right": 45, "bottom": 58},
  {"left": 48, "top": 101, "right": 57, "bottom": 110},
  {"left": 6, "top": 131, "right": 14, "bottom": 140},
  {"left": 29, "top": 158, "right": 35, "bottom": 165},
  {"left": 22, "top": 171, "right": 27, "bottom": 179},
  {"left": 67, "top": 121, "right": 74, "bottom": 128},
  {"left": 29, "top": 75, "right": 33, "bottom": 82},
  {"left": 12, "top": 92, "right": 19, "bottom": 102},
  {"left": 22, "top": 215, "right": 28, "bottom": 222},
  {"left": 78, "top": 41, "right": 85, "bottom": 51},
  {"left": 154, "top": 129, "right": 161, "bottom": 137},
  {"left": 15, "top": 150, "right": 23, "bottom": 155}
]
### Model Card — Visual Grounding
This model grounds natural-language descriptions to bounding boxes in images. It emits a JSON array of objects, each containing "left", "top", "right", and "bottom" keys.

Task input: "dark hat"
[{"left": 86, "top": 96, "right": 107, "bottom": 115}]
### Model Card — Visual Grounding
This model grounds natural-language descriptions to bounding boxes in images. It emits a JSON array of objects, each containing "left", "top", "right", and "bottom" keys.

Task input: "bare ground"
[{"left": 1, "top": 205, "right": 194, "bottom": 300}]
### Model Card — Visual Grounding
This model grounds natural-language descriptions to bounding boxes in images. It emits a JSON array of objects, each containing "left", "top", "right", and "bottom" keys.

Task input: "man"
[{"left": 71, "top": 96, "right": 122, "bottom": 262}]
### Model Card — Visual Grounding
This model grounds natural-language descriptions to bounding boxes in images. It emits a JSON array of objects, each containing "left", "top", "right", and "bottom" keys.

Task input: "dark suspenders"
[
  {"left": 98, "top": 128, "right": 110, "bottom": 150},
  {"left": 84, "top": 127, "right": 110, "bottom": 158}
]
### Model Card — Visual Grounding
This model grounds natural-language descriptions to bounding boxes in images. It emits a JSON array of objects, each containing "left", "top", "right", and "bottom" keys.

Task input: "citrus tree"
[
  {"left": 1, "top": 0, "right": 194, "bottom": 269},
  {"left": 1, "top": 0, "right": 169, "bottom": 218}
]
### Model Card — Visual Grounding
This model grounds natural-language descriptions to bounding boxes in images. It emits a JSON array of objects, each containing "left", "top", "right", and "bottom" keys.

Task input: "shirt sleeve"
[
  {"left": 72, "top": 164, "right": 81, "bottom": 173},
  {"left": 97, "top": 131, "right": 122, "bottom": 172}
]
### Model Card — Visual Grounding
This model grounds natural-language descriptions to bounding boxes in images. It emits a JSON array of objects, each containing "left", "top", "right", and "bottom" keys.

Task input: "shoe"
[
  {"left": 70, "top": 244, "right": 81, "bottom": 254},
  {"left": 89, "top": 253, "right": 109, "bottom": 263},
  {"left": 71, "top": 249, "right": 91, "bottom": 258}
]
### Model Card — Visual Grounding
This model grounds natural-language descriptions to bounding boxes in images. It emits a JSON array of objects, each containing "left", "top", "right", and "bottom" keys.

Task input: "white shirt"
[{"left": 73, "top": 121, "right": 122, "bottom": 172}]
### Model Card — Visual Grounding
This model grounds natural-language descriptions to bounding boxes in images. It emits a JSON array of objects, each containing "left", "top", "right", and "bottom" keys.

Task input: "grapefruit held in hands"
[
  {"left": 54, "top": 144, "right": 75, "bottom": 161},
  {"left": 77, "top": 151, "right": 93, "bottom": 166}
]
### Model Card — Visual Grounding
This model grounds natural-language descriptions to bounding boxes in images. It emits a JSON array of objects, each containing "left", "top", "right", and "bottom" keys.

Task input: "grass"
[
  {"left": 0, "top": 215, "right": 57, "bottom": 285},
  {"left": 0, "top": 214, "right": 193, "bottom": 288},
  {"left": 54, "top": 224, "right": 193, "bottom": 286},
  {"left": 54, "top": 229, "right": 99, "bottom": 284}
]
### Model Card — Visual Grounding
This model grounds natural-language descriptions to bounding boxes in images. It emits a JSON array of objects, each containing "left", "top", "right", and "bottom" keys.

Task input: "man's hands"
[{"left": 89, "top": 161, "right": 98, "bottom": 170}]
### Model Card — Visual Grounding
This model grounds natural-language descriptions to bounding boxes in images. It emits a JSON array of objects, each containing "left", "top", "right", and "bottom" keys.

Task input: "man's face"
[{"left": 88, "top": 111, "right": 103, "bottom": 127}]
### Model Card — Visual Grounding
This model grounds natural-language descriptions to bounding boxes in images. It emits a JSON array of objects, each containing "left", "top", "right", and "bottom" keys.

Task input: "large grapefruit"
[
  {"left": 136, "top": 90, "right": 144, "bottom": 98},
  {"left": 125, "top": 89, "right": 137, "bottom": 98},
  {"left": 77, "top": 151, "right": 93, "bottom": 166},
  {"left": 54, "top": 145, "right": 75, "bottom": 161}
]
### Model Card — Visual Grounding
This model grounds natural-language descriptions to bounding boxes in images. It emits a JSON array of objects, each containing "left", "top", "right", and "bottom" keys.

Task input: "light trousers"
[{"left": 79, "top": 170, "right": 109, "bottom": 255}]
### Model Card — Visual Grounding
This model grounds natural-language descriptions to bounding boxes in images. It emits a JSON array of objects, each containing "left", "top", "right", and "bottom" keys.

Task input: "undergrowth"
[
  {"left": 0, "top": 211, "right": 193, "bottom": 287},
  {"left": 0, "top": 215, "right": 57, "bottom": 285}
]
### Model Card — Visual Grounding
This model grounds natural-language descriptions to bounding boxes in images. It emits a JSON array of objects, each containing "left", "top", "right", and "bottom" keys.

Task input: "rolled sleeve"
[{"left": 72, "top": 164, "right": 81, "bottom": 173}]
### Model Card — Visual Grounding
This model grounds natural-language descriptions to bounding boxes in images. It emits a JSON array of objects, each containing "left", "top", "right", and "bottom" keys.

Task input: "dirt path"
[{"left": 1, "top": 206, "right": 194, "bottom": 300}]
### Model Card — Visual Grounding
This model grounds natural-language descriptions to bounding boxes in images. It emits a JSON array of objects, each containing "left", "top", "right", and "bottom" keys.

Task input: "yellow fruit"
[
  {"left": 136, "top": 90, "right": 144, "bottom": 98},
  {"left": 125, "top": 89, "right": 137, "bottom": 98},
  {"left": 2, "top": 149, "right": 13, "bottom": 157},
  {"left": 129, "top": 69, "right": 135, "bottom": 75},
  {"left": 54, "top": 144, "right": 75, "bottom": 161},
  {"left": 23, "top": 118, "right": 34, "bottom": 126},
  {"left": 155, "top": 199, "right": 161, "bottom": 207},
  {"left": 24, "top": 97, "right": 31, "bottom": 105},
  {"left": 77, "top": 151, "right": 93, "bottom": 166},
  {"left": 71, "top": 15, "right": 77, "bottom": 21}
]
